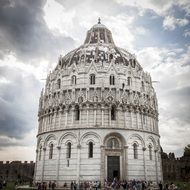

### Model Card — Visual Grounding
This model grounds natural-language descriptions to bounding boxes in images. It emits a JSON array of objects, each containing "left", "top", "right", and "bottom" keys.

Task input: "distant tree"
[
  {"left": 183, "top": 144, "right": 190, "bottom": 157},
  {"left": 160, "top": 146, "right": 168, "bottom": 159},
  {"left": 169, "top": 152, "right": 175, "bottom": 159}
]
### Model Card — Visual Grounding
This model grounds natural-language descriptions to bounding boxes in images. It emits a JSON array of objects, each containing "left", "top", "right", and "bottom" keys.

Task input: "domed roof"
[{"left": 58, "top": 19, "right": 142, "bottom": 70}]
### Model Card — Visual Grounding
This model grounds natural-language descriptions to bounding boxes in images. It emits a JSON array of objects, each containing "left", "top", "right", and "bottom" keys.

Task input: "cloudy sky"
[{"left": 0, "top": 0, "right": 190, "bottom": 161}]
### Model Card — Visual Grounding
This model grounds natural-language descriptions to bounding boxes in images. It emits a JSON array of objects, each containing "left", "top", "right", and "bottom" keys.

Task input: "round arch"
[
  {"left": 44, "top": 134, "right": 57, "bottom": 146},
  {"left": 104, "top": 132, "right": 126, "bottom": 145},
  {"left": 58, "top": 132, "right": 77, "bottom": 146},
  {"left": 146, "top": 135, "right": 157, "bottom": 149},
  {"left": 80, "top": 131, "right": 101, "bottom": 144},
  {"left": 126, "top": 134, "right": 145, "bottom": 147}
]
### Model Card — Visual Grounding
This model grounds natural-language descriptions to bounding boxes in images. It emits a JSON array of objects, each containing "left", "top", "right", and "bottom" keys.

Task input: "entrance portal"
[{"left": 107, "top": 156, "right": 120, "bottom": 181}]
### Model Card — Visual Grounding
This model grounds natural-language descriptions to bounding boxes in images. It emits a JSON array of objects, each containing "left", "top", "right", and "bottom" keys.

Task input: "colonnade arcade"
[
  {"left": 38, "top": 102, "right": 158, "bottom": 134},
  {"left": 35, "top": 131, "right": 161, "bottom": 185}
]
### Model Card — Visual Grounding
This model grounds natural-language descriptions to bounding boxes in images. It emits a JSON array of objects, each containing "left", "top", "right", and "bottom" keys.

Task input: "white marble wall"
[{"left": 34, "top": 129, "right": 162, "bottom": 186}]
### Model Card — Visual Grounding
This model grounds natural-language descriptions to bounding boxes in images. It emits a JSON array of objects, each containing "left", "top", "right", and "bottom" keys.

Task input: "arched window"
[
  {"left": 49, "top": 144, "right": 53, "bottom": 159},
  {"left": 109, "top": 54, "right": 113, "bottom": 60},
  {"left": 88, "top": 142, "right": 93, "bottom": 158},
  {"left": 110, "top": 75, "right": 115, "bottom": 85},
  {"left": 66, "top": 142, "right": 71, "bottom": 158},
  {"left": 107, "top": 138, "right": 119, "bottom": 149},
  {"left": 131, "top": 59, "right": 136, "bottom": 68},
  {"left": 39, "top": 146, "right": 42, "bottom": 161},
  {"left": 75, "top": 105, "right": 80, "bottom": 120},
  {"left": 111, "top": 106, "right": 116, "bottom": 120},
  {"left": 133, "top": 143, "right": 138, "bottom": 159},
  {"left": 127, "top": 77, "right": 131, "bottom": 86},
  {"left": 90, "top": 74, "right": 95, "bottom": 85},
  {"left": 71, "top": 75, "right": 76, "bottom": 85},
  {"left": 57, "top": 79, "right": 61, "bottom": 89},
  {"left": 149, "top": 145, "right": 152, "bottom": 160}
]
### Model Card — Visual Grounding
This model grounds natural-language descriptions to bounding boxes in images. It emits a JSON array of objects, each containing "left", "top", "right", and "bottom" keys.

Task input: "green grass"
[
  {"left": 3, "top": 182, "right": 15, "bottom": 190},
  {"left": 164, "top": 181, "right": 190, "bottom": 190}
]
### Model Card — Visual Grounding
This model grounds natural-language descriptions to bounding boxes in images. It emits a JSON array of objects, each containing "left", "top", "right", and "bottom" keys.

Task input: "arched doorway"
[{"left": 103, "top": 133, "right": 126, "bottom": 182}]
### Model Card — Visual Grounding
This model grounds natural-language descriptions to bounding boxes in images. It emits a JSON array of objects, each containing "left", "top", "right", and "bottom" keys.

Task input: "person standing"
[
  {"left": 159, "top": 181, "right": 163, "bottom": 190},
  {"left": 51, "top": 181, "right": 56, "bottom": 190}
]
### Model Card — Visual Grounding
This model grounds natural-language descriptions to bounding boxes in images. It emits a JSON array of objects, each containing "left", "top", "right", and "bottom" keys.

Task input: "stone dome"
[
  {"left": 35, "top": 20, "right": 162, "bottom": 186},
  {"left": 56, "top": 20, "right": 142, "bottom": 70}
]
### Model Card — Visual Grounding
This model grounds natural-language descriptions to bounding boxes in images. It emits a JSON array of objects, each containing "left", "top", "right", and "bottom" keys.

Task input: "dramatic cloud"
[
  {"left": 0, "top": 65, "right": 40, "bottom": 139},
  {"left": 0, "top": 0, "right": 75, "bottom": 62},
  {"left": 163, "top": 16, "right": 189, "bottom": 31},
  {"left": 137, "top": 46, "right": 190, "bottom": 155},
  {"left": 0, "top": 0, "right": 189, "bottom": 160}
]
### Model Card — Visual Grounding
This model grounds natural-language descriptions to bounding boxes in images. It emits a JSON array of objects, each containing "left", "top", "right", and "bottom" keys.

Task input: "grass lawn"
[
  {"left": 164, "top": 181, "right": 190, "bottom": 190},
  {"left": 3, "top": 182, "right": 15, "bottom": 190}
]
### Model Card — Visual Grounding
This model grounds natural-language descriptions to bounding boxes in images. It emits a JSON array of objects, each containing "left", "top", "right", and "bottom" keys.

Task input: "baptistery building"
[{"left": 34, "top": 20, "right": 162, "bottom": 186}]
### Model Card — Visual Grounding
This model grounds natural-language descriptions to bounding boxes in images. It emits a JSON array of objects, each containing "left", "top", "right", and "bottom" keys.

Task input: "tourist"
[
  {"left": 2, "top": 180, "right": 6, "bottom": 188},
  {"left": 71, "top": 181, "right": 74, "bottom": 190},
  {"left": 48, "top": 181, "right": 52, "bottom": 189},
  {"left": 165, "top": 183, "right": 169, "bottom": 190},
  {"left": 73, "top": 181, "right": 77, "bottom": 190},
  {"left": 159, "top": 181, "right": 163, "bottom": 190},
  {"left": 37, "top": 182, "right": 41, "bottom": 190},
  {"left": 51, "top": 181, "right": 56, "bottom": 190}
]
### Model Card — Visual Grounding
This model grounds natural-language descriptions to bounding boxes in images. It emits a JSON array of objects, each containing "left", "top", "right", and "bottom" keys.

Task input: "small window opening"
[
  {"left": 133, "top": 143, "right": 138, "bottom": 159},
  {"left": 57, "top": 79, "right": 61, "bottom": 89},
  {"left": 110, "top": 75, "right": 115, "bottom": 85},
  {"left": 90, "top": 74, "right": 95, "bottom": 85},
  {"left": 149, "top": 145, "right": 153, "bottom": 160},
  {"left": 111, "top": 106, "right": 116, "bottom": 120},
  {"left": 127, "top": 77, "right": 131, "bottom": 86},
  {"left": 71, "top": 75, "right": 76, "bottom": 85},
  {"left": 89, "top": 142, "right": 93, "bottom": 158},
  {"left": 75, "top": 105, "right": 80, "bottom": 120},
  {"left": 67, "top": 142, "right": 71, "bottom": 159},
  {"left": 49, "top": 144, "right": 53, "bottom": 159},
  {"left": 39, "top": 146, "right": 42, "bottom": 161}
]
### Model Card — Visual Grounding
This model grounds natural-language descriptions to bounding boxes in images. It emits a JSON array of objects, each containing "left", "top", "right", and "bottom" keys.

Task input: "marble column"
[
  {"left": 41, "top": 147, "right": 46, "bottom": 182},
  {"left": 130, "top": 107, "right": 133, "bottom": 128},
  {"left": 142, "top": 147, "right": 147, "bottom": 181},
  {"left": 124, "top": 145, "right": 128, "bottom": 180},
  {"left": 154, "top": 149, "right": 159, "bottom": 183},
  {"left": 79, "top": 105, "right": 82, "bottom": 124},
  {"left": 53, "top": 111, "right": 56, "bottom": 130},
  {"left": 71, "top": 105, "right": 75, "bottom": 125},
  {"left": 56, "top": 146, "right": 61, "bottom": 184},
  {"left": 124, "top": 107, "right": 127, "bottom": 128},
  {"left": 94, "top": 104, "right": 97, "bottom": 125},
  {"left": 65, "top": 107, "right": 68, "bottom": 127},
  {"left": 109, "top": 105, "right": 111, "bottom": 126},
  {"left": 100, "top": 145, "right": 105, "bottom": 188},
  {"left": 86, "top": 105, "right": 89, "bottom": 125},
  {"left": 136, "top": 110, "right": 139, "bottom": 130},
  {"left": 58, "top": 109, "right": 62, "bottom": 129},
  {"left": 101, "top": 105, "right": 104, "bottom": 127},
  {"left": 76, "top": 144, "right": 81, "bottom": 184}
]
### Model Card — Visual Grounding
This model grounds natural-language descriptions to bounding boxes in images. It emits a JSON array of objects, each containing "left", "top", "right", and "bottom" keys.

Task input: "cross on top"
[{"left": 98, "top": 17, "right": 101, "bottom": 24}]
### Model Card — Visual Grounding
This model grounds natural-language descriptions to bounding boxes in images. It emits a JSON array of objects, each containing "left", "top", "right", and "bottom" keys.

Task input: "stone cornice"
[{"left": 37, "top": 127, "right": 160, "bottom": 138}]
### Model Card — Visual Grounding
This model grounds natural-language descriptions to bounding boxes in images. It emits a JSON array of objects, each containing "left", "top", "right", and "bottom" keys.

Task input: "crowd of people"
[
  {"left": 34, "top": 179, "right": 181, "bottom": 190},
  {"left": 0, "top": 178, "right": 184, "bottom": 190},
  {"left": 36, "top": 181, "right": 56, "bottom": 190}
]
